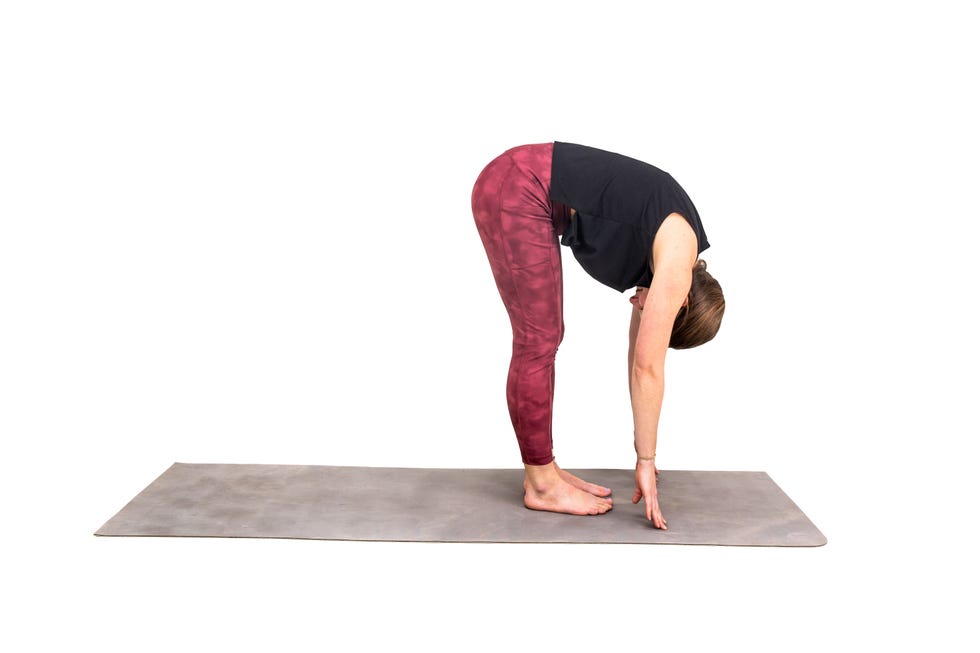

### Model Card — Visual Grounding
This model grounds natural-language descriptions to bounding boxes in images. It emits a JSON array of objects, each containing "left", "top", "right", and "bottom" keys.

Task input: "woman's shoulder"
[{"left": 651, "top": 213, "right": 699, "bottom": 269}]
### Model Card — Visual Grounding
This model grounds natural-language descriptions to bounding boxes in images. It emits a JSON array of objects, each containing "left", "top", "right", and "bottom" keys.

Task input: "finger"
[
  {"left": 645, "top": 495, "right": 653, "bottom": 521},
  {"left": 632, "top": 488, "right": 641, "bottom": 504}
]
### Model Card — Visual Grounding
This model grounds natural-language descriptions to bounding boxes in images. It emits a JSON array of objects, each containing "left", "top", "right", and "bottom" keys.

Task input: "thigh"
[{"left": 475, "top": 162, "right": 563, "bottom": 347}]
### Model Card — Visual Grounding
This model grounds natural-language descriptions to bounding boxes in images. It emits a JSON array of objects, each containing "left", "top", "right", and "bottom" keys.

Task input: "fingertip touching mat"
[{"left": 95, "top": 463, "right": 826, "bottom": 546}]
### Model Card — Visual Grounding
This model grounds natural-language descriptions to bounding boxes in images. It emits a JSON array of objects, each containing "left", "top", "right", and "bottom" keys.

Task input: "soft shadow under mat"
[{"left": 95, "top": 463, "right": 826, "bottom": 546}]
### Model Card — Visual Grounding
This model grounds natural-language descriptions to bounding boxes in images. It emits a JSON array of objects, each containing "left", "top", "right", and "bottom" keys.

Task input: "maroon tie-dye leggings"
[{"left": 470, "top": 142, "right": 574, "bottom": 466}]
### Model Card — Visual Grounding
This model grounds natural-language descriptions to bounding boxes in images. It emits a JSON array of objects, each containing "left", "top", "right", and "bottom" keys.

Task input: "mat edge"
[{"left": 93, "top": 461, "right": 183, "bottom": 536}]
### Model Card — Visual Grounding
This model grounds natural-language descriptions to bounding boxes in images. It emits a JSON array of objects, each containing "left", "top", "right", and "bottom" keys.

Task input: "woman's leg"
[
  {"left": 471, "top": 145, "right": 611, "bottom": 515},
  {"left": 471, "top": 148, "right": 564, "bottom": 466}
]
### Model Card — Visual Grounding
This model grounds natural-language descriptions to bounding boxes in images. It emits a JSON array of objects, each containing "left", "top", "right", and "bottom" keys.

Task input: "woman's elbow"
[{"left": 631, "top": 361, "right": 664, "bottom": 381}]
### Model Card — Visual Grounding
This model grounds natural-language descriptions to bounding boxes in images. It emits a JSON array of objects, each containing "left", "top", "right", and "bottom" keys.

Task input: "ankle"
[{"left": 523, "top": 461, "right": 561, "bottom": 493}]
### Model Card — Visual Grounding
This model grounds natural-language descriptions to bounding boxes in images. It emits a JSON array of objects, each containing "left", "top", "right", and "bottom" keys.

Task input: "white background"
[{"left": 2, "top": 1, "right": 977, "bottom": 650}]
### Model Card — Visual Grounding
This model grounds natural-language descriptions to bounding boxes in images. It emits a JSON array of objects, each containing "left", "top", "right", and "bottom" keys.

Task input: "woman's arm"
[
  {"left": 629, "top": 214, "right": 697, "bottom": 528},
  {"left": 631, "top": 224, "right": 695, "bottom": 457},
  {"left": 627, "top": 295, "right": 642, "bottom": 399},
  {"left": 628, "top": 293, "right": 659, "bottom": 477},
  {"left": 630, "top": 283, "right": 677, "bottom": 460},
  {"left": 628, "top": 290, "right": 657, "bottom": 460}
]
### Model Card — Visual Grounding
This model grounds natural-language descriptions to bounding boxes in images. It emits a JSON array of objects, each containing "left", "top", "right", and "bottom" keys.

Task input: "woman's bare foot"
[
  {"left": 554, "top": 463, "right": 612, "bottom": 497},
  {"left": 522, "top": 461, "right": 613, "bottom": 515}
]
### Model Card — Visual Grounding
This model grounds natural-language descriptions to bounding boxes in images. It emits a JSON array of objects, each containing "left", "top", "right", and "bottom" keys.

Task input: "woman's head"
[{"left": 670, "top": 259, "right": 724, "bottom": 349}]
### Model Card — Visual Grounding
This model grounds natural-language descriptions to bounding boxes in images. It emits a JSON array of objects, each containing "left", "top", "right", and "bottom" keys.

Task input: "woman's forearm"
[
  {"left": 628, "top": 304, "right": 663, "bottom": 459},
  {"left": 627, "top": 306, "right": 641, "bottom": 400},
  {"left": 630, "top": 367, "right": 664, "bottom": 459}
]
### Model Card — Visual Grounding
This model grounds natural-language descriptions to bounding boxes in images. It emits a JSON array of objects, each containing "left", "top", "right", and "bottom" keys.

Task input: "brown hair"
[{"left": 670, "top": 259, "right": 725, "bottom": 349}]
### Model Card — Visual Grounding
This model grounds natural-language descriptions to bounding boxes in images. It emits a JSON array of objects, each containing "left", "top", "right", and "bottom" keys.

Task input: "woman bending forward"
[{"left": 470, "top": 141, "right": 725, "bottom": 529}]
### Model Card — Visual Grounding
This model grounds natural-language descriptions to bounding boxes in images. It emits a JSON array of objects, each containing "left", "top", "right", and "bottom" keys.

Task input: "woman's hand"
[
  {"left": 632, "top": 459, "right": 667, "bottom": 529},
  {"left": 629, "top": 287, "right": 649, "bottom": 312}
]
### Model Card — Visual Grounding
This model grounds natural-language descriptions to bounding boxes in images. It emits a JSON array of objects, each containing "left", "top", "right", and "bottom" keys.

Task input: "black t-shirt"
[{"left": 549, "top": 141, "right": 710, "bottom": 293}]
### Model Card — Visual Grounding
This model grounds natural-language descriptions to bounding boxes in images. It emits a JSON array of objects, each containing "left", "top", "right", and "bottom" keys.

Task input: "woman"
[{"left": 470, "top": 141, "right": 724, "bottom": 529}]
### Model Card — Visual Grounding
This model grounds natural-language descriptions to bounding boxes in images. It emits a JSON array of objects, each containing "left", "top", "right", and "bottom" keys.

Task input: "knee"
[{"left": 514, "top": 337, "right": 560, "bottom": 362}]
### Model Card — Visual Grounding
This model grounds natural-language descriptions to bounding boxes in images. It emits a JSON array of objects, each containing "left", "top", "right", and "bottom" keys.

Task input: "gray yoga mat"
[{"left": 95, "top": 463, "right": 826, "bottom": 546}]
